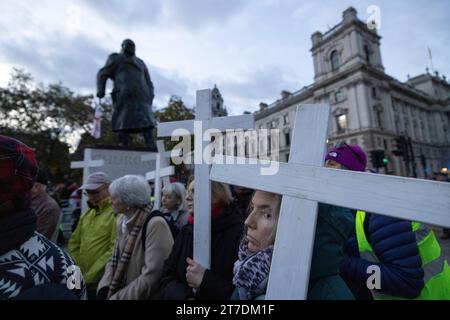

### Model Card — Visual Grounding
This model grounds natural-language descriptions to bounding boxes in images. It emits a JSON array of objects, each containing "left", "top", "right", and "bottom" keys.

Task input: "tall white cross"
[
  {"left": 142, "top": 140, "right": 178, "bottom": 210},
  {"left": 146, "top": 165, "right": 175, "bottom": 210},
  {"left": 211, "top": 104, "right": 450, "bottom": 299},
  {"left": 157, "top": 89, "right": 254, "bottom": 268},
  {"left": 70, "top": 149, "right": 105, "bottom": 213}
]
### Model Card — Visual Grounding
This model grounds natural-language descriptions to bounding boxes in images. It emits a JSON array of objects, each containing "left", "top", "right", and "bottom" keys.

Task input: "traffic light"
[
  {"left": 392, "top": 136, "right": 407, "bottom": 157},
  {"left": 370, "top": 150, "right": 387, "bottom": 169}
]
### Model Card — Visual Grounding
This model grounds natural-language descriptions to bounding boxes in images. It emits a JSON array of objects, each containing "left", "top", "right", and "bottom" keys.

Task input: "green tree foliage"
[
  {"left": 154, "top": 94, "right": 195, "bottom": 150},
  {"left": 154, "top": 95, "right": 194, "bottom": 123},
  {"left": 0, "top": 68, "right": 93, "bottom": 136},
  {"left": 0, "top": 70, "right": 196, "bottom": 184},
  {"left": 0, "top": 127, "right": 71, "bottom": 182},
  {"left": 0, "top": 69, "right": 99, "bottom": 182},
  {"left": 154, "top": 95, "right": 195, "bottom": 183}
]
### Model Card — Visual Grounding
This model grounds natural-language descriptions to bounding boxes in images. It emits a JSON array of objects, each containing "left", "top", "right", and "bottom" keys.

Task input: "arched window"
[{"left": 330, "top": 50, "right": 340, "bottom": 71}]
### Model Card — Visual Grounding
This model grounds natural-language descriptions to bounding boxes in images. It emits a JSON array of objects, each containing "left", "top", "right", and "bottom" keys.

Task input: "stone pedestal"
[{"left": 73, "top": 146, "right": 157, "bottom": 213}]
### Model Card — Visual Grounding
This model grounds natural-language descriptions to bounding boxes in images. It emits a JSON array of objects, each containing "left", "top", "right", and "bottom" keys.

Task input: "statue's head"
[{"left": 121, "top": 39, "right": 136, "bottom": 56}]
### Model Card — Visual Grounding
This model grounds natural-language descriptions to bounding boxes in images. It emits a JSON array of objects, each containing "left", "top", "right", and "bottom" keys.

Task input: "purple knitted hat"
[{"left": 325, "top": 144, "right": 367, "bottom": 172}]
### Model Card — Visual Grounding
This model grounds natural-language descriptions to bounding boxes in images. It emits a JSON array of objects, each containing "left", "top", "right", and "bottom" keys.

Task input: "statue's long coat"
[{"left": 97, "top": 53, "right": 155, "bottom": 132}]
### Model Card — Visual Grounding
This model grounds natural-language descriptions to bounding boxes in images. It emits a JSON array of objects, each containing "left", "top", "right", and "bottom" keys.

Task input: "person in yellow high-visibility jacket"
[
  {"left": 327, "top": 143, "right": 449, "bottom": 299},
  {"left": 68, "top": 172, "right": 117, "bottom": 300}
]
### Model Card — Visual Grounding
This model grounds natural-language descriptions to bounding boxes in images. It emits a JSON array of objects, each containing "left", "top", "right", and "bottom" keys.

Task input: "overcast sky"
[{"left": 0, "top": 0, "right": 449, "bottom": 115}]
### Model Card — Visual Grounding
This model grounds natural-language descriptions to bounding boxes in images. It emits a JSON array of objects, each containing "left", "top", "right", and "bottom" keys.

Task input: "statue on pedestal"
[{"left": 97, "top": 39, "right": 157, "bottom": 151}]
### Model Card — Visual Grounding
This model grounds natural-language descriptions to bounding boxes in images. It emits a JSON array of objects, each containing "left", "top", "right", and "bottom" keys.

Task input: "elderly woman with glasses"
[{"left": 97, "top": 175, "right": 174, "bottom": 300}]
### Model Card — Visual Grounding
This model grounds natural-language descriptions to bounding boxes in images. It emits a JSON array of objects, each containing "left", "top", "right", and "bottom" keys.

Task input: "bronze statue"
[{"left": 97, "top": 39, "right": 157, "bottom": 151}]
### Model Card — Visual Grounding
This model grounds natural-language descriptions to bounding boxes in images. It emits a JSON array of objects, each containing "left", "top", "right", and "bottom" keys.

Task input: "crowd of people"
[{"left": 0, "top": 134, "right": 449, "bottom": 300}]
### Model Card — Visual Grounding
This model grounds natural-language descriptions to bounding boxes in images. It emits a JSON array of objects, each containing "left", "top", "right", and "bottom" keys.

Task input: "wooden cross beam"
[
  {"left": 142, "top": 141, "right": 178, "bottom": 210},
  {"left": 210, "top": 104, "right": 450, "bottom": 299},
  {"left": 70, "top": 149, "right": 105, "bottom": 213},
  {"left": 157, "top": 89, "right": 254, "bottom": 268},
  {"left": 145, "top": 164, "right": 175, "bottom": 210}
]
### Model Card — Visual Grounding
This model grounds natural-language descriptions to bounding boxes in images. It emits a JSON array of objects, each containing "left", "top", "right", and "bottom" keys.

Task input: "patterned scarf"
[
  {"left": 232, "top": 238, "right": 273, "bottom": 300},
  {"left": 107, "top": 204, "right": 151, "bottom": 299}
]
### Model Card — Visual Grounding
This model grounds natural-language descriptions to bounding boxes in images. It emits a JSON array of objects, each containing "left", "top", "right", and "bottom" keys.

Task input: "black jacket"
[{"left": 159, "top": 203, "right": 243, "bottom": 300}]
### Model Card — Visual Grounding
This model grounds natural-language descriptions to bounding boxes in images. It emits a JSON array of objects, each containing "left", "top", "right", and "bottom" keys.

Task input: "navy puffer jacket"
[{"left": 340, "top": 212, "right": 425, "bottom": 299}]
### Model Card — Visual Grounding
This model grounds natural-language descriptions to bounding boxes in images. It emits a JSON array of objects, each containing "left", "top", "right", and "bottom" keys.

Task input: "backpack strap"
[
  {"left": 141, "top": 210, "right": 168, "bottom": 252},
  {"left": 363, "top": 211, "right": 371, "bottom": 243}
]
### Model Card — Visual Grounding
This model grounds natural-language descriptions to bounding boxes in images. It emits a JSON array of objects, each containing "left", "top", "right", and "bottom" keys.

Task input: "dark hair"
[{"left": 36, "top": 167, "right": 49, "bottom": 185}]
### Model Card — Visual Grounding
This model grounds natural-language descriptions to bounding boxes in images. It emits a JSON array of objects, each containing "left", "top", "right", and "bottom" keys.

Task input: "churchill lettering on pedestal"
[{"left": 97, "top": 39, "right": 157, "bottom": 151}]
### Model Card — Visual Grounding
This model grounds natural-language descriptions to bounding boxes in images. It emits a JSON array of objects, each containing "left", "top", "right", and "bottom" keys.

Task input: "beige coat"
[{"left": 98, "top": 214, "right": 174, "bottom": 300}]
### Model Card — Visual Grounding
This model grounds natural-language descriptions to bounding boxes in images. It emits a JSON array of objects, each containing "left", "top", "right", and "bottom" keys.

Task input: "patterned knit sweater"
[{"left": 0, "top": 232, "right": 87, "bottom": 299}]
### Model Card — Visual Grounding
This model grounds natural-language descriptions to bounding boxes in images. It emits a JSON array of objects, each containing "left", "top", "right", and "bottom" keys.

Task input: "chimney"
[
  {"left": 281, "top": 90, "right": 292, "bottom": 100},
  {"left": 259, "top": 102, "right": 269, "bottom": 111},
  {"left": 343, "top": 7, "right": 358, "bottom": 25},
  {"left": 311, "top": 31, "right": 323, "bottom": 47}
]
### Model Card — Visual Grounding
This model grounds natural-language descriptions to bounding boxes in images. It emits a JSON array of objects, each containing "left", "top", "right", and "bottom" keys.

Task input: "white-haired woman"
[
  {"left": 161, "top": 182, "right": 188, "bottom": 237},
  {"left": 97, "top": 175, "right": 174, "bottom": 300}
]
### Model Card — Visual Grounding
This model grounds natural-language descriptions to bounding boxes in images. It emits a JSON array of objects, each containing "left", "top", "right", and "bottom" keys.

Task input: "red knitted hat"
[{"left": 0, "top": 135, "right": 38, "bottom": 205}]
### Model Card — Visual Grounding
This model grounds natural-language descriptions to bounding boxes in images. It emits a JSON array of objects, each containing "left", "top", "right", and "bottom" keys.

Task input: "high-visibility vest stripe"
[{"left": 355, "top": 210, "right": 450, "bottom": 300}]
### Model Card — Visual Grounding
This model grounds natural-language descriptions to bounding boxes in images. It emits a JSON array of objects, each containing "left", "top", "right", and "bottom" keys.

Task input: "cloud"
[
  {"left": 83, "top": 0, "right": 247, "bottom": 30},
  {"left": 82, "top": 0, "right": 163, "bottom": 27},
  {"left": 0, "top": 32, "right": 194, "bottom": 111},
  {"left": 206, "top": 65, "right": 301, "bottom": 115},
  {"left": 150, "top": 67, "right": 192, "bottom": 108},
  {"left": 163, "top": 0, "right": 247, "bottom": 30},
  {"left": 0, "top": 34, "right": 109, "bottom": 91},
  {"left": 0, "top": 0, "right": 449, "bottom": 118}
]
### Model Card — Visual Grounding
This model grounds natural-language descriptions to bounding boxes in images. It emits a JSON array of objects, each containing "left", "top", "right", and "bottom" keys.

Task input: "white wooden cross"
[
  {"left": 70, "top": 148, "right": 105, "bottom": 213},
  {"left": 157, "top": 89, "right": 254, "bottom": 268},
  {"left": 141, "top": 140, "right": 178, "bottom": 210},
  {"left": 211, "top": 104, "right": 450, "bottom": 299}
]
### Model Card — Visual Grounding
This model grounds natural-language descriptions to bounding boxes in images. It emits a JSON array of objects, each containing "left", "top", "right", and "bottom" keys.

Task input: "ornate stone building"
[
  {"left": 254, "top": 7, "right": 450, "bottom": 177},
  {"left": 211, "top": 85, "right": 228, "bottom": 117}
]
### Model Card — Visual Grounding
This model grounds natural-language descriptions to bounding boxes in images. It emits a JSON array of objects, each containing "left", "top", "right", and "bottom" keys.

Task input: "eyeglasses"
[{"left": 335, "top": 141, "right": 364, "bottom": 165}]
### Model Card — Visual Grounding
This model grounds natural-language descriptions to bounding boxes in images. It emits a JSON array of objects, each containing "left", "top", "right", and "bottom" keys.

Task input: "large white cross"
[
  {"left": 211, "top": 104, "right": 450, "bottom": 299},
  {"left": 142, "top": 140, "right": 177, "bottom": 210},
  {"left": 158, "top": 89, "right": 254, "bottom": 268},
  {"left": 70, "top": 148, "right": 105, "bottom": 213},
  {"left": 146, "top": 165, "right": 175, "bottom": 210}
]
